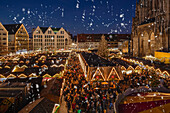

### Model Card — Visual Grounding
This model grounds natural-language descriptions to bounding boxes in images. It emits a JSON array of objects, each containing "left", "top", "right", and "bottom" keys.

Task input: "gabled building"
[
  {"left": 33, "top": 26, "right": 72, "bottom": 51},
  {"left": 0, "top": 22, "right": 8, "bottom": 54},
  {"left": 77, "top": 34, "right": 131, "bottom": 52},
  {"left": 0, "top": 23, "right": 29, "bottom": 54},
  {"left": 78, "top": 52, "right": 122, "bottom": 81}
]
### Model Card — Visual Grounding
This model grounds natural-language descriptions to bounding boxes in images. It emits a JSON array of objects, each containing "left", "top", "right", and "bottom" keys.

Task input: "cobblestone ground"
[{"left": 59, "top": 97, "right": 67, "bottom": 113}]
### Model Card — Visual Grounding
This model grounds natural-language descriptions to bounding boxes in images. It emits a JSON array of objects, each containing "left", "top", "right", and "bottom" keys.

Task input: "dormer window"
[
  {"left": 48, "top": 29, "right": 52, "bottom": 34},
  {"left": 60, "top": 31, "right": 64, "bottom": 34},
  {"left": 36, "top": 30, "right": 40, "bottom": 34}
]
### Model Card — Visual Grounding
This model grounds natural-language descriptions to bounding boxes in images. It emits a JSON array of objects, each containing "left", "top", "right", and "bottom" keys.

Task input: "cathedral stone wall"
[{"left": 131, "top": 0, "right": 170, "bottom": 57}]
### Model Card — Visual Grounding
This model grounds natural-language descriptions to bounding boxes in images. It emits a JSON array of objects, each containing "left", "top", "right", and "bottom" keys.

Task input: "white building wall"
[{"left": 33, "top": 27, "right": 72, "bottom": 51}]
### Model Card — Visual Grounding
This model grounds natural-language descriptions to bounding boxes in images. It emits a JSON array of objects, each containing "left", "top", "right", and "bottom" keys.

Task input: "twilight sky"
[{"left": 0, "top": 0, "right": 136, "bottom": 35}]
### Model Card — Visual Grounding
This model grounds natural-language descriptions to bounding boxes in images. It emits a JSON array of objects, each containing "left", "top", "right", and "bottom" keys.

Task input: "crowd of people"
[
  {"left": 63, "top": 54, "right": 117, "bottom": 113},
  {"left": 62, "top": 53, "right": 170, "bottom": 113},
  {"left": 118, "top": 69, "right": 169, "bottom": 93}
]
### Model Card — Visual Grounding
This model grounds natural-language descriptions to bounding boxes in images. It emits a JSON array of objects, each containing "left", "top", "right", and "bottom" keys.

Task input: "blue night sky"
[{"left": 0, "top": 0, "right": 136, "bottom": 35}]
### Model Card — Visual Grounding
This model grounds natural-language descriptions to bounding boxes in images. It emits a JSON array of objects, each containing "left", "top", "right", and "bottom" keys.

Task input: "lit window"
[{"left": 61, "top": 31, "right": 64, "bottom": 34}]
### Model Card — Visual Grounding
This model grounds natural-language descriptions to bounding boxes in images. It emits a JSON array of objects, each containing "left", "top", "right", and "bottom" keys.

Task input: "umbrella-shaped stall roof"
[
  {"left": 43, "top": 74, "right": 52, "bottom": 78},
  {"left": 21, "top": 65, "right": 28, "bottom": 68},
  {"left": 18, "top": 74, "right": 27, "bottom": 78},
  {"left": 7, "top": 74, "right": 16, "bottom": 78},
  {"left": 19, "top": 61, "right": 24, "bottom": 63},
  {"left": 121, "top": 66, "right": 126, "bottom": 71},
  {"left": 4, "top": 66, "right": 10, "bottom": 69},
  {"left": 29, "top": 73, "right": 38, "bottom": 78},
  {"left": 51, "top": 64, "right": 59, "bottom": 68},
  {"left": 156, "top": 68, "right": 162, "bottom": 74},
  {"left": 12, "top": 66, "right": 25, "bottom": 72},
  {"left": 0, "top": 74, "right": 5, "bottom": 78},
  {"left": 127, "top": 66, "right": 134, "bottom": 71},
  {"left": 33, "top": 65, "right": 39, "bottom": 68},
  {"left": 135, "top": 66, "right": 142, "bottom": 70},
  {"left": 41, "top": 65, "right": 48, "bottom": 68}
]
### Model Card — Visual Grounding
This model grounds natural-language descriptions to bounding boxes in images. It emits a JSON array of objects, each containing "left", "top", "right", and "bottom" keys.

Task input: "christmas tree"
[{"left": 97, "top": 35, "right": 109, "bottom": 58}]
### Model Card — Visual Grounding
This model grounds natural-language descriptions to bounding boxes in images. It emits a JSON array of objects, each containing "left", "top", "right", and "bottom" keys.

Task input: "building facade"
[
  {"left": 77, "top": 34, "right": 100, "bottom": 50},
  {"left": 29, "top": 38, "right": 33, "bottom": 51},
  {"left": 33, "top": 26, "right": 72, "bottom": 51},
  {"left": 0, "top": 23, "right": 29, "bottom": 54},
  {"left": 0, "top": 22, "right": 8, "bottom": 54},
  {"left": 77, "top": 34, "right": 130, "bottom": 52},
  {"left": 132, "top": 0, "right": 170, "bottom": 57}
]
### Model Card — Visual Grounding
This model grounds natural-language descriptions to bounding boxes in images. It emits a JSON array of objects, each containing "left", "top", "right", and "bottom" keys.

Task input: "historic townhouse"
[
  {"left": 33, "top": 26, "right": 72, "bottom": 51},
  {"left": 0, "top": 23, "right": 29, "bottom": 54},
  {"left": 0, "top": 22, "right": 8, "bottom": 54},
  {"left": 132, "top": 0, "right": 170, "bottom": 57}
]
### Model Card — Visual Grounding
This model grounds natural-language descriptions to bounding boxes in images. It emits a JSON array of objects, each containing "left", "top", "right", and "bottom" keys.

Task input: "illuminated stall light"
[
  {"left": 7, "top": 74, "right": 16, "bottom": 78},
  {"left": 12, "top": 65, "right": 25, "bottom": 72},
  {"left": 13, "top": 61, "right": 18, "bottom": 63},
  {"left": 12, "top": 58, "right": 19, "bottom": 61},
  {"left": 121, "top": 66, "right": 126, "bottom": 71},
  {"left": 110, "top": 55, "right": 115, "bottom": 59},
  {"left": 18, "top": 74, "right": 27, "bottom": 78},
  {"left": 149, "top": 67, "right": 155, "bottom": 71},
  {"left": 21, "top": 65, "right": 28, "bottom": 68},
  {"left": 125, "top": 66, "right": 134, "bottom": 75},
  {"left": 145, "top": 65, "right": 149, "bottom": 69},
  {"left": 51, "top": 64, "right": 59, "bottom": 68},
  {"left": 136, "top": 61, "right": 140, "bottom": 64},
  {"left": 127, "top": 66, "right": 134, "bottom": 71},
  {"left": 156, "top": 68, "right": 162, "bottom": 74},
  {"left": 126, "top": 70, "right": 133, "bottom": 75},
  {"left": 29, "top": 73, "right": 38, "bottom": 78},
  {"left": 0, "top": 74, "right": 5, "bottom": 78},
  {"left": 43, "top": 74, "right": 52, "bottom": 78},
  {"left": 19, "top": 61, "right": 24, "bottom": 63},
  {"left": 140, "top": 62, "right": 144, "bottom": 65},
  {"left": 53, "top": 73, "right": 60, "bottom": 78},
  {"left": 33, "top": 65, "right": 39, "bottom": 68},
  {"left": 134, "top": 66, "right": 142, "bottom": 74},
  {"left": 0, "top": 57, "right": 5, "bottom": 61},
  {"left": 59, "top": 64, "right": 65, "bottom": 67},
  {"left": 25, "top": 61, "right": 29, "bottom": 64},
  {"left": 41, "top": 65, "right": 48, "bottom": 68},
  {"left": 40, "top": 55, "right": 46, "bottom": 59},
  {"left": 135, "top": 66, "right": 142, "bottom": 70},
  {"left": 91, "top": 68, "right": 105, "bottom": 81},
  {"left": 107, "top": 67, "right": 121, "bottom": 81},
  {"left": 162, "top": 71, "right": 170, "bottom": 77},
  {"left": 122, "top": 70, "right": 126, "bottom": 74},
  {"left": 4, "top": 66, "right": 10, "bottom": 69}
]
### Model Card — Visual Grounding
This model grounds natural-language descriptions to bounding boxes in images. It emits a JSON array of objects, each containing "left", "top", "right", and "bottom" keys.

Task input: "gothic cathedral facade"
[{"left": 131, "top": 0, "right": 170, "bottom": 57}]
